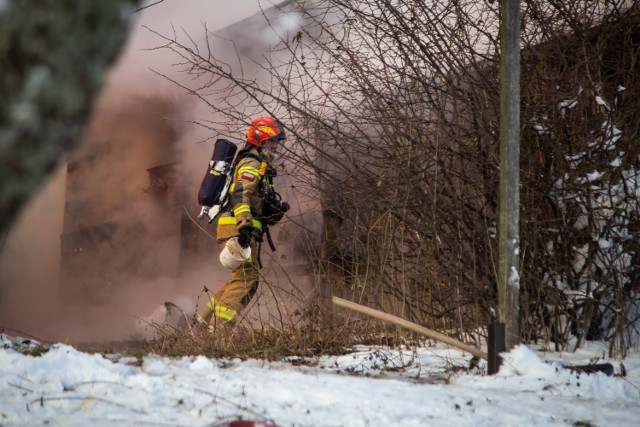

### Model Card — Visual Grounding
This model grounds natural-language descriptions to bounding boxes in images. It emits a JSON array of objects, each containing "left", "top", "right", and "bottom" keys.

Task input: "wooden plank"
[{"left": 332, "top": 296, "right": 488, "bottom": 361}]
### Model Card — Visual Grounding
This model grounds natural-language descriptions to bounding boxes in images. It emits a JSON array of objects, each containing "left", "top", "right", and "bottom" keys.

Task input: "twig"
[
  {"left": 193, "top": 388, "right": 275, "bottom": 422},
  {"left": 134, "top": 0, "right": 165, "bottom": 14},
  {"left": 27, "top": 396, "right": 147, "bottom": 414},
  {"left": 63, "top": 381, "right": 137, "bottom": 392},
  {"left": 182, "top": 205, "right": 216, "bottom": 240},
  {"left": 8, "top": 382, "right": 34, "bottom": 393}
]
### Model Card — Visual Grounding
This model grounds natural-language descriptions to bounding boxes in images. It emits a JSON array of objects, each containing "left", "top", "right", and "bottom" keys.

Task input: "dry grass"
[
  {"left": 74, "top": 311, "right": 418, "bottom": 363},
  {"left": 143, "top": 317, "right": 413, "bottom": 361}
]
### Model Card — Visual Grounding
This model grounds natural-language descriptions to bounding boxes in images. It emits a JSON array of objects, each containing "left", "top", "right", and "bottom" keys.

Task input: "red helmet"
[{"left": 247, "top": 116, "right": 286, "bottom": 146}]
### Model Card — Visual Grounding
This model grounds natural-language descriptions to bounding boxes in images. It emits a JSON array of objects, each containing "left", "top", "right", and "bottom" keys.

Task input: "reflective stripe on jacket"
[{"left": 216, "top": 147, "right": 267, "bottom": 242}]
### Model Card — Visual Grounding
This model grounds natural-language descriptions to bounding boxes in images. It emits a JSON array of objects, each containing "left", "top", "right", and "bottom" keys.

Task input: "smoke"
[
  {"left": 0, "top": 0, "right": 320, "bottom": 344},
  {"left": 0, "top": 164, "right": 66, "bottom": 340}
]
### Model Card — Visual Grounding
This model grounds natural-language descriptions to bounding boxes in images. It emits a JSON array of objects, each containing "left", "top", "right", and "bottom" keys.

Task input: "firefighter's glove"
[{"left": 237, "top": 225, "right": 253, "bottom": 248}]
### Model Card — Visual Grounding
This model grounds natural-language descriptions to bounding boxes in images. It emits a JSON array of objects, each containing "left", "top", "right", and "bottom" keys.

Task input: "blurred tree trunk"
[{"left": 0, "top": 0, "right": 139, "bottom": 237}]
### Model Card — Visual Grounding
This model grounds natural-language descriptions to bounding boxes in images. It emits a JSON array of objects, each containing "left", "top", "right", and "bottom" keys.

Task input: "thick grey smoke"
[
  {"left": 0, "top": 1, "right": 311, "bottom": 343},
  {"left": 0, "top": 0, "right": 322, "bottom": 343}
]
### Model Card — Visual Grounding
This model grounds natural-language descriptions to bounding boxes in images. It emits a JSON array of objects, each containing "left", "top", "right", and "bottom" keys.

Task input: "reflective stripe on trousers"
[{"left": 207, "top": 298, "right": 238, "bottom": 322}]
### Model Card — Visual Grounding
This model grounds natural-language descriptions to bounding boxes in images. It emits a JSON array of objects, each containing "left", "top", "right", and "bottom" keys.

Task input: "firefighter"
[{"left": 199, "top": 116, "right": 288, "bottom": 330}]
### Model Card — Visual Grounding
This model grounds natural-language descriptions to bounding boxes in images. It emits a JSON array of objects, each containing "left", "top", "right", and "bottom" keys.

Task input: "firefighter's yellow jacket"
[
  {"left": 216, "top": 146, "right": 268, "bottom": 241},
  {"left": 202, "top": 146, "right": 269, "bottom": 326}
]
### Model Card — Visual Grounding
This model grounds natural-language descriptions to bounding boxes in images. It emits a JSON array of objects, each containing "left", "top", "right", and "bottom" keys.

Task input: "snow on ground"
[{"left": 1, "top": 335, "right": 639, "bottom": 427}]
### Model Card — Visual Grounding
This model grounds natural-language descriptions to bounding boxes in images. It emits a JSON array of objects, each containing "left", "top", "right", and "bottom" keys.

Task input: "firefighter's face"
[{"left": 263, "top": 138, "right": 280, "bottom": 162}]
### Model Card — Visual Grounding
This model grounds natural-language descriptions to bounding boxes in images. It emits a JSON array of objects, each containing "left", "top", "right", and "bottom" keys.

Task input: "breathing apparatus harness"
[{"left": 226, "top": 147, "right": 290, "bottom": 262}]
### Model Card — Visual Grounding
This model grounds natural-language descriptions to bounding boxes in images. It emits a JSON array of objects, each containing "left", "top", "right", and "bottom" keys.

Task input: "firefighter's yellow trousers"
[{"left": 200, "top": 239, "right": 259, "bottom": 326}]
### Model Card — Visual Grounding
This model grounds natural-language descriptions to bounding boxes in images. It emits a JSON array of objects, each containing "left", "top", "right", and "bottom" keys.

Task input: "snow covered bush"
[{"left": 519, "top": 8, "right": 640, "bottom": 354}]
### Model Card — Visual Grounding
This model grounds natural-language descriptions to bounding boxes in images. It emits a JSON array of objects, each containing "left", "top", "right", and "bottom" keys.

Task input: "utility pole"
[
  {"left": 491, "top": 0, "right": 522, "bottom": 374},
  {"left": 499, "top": 0, "right": 521, "bottom": 349}
]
